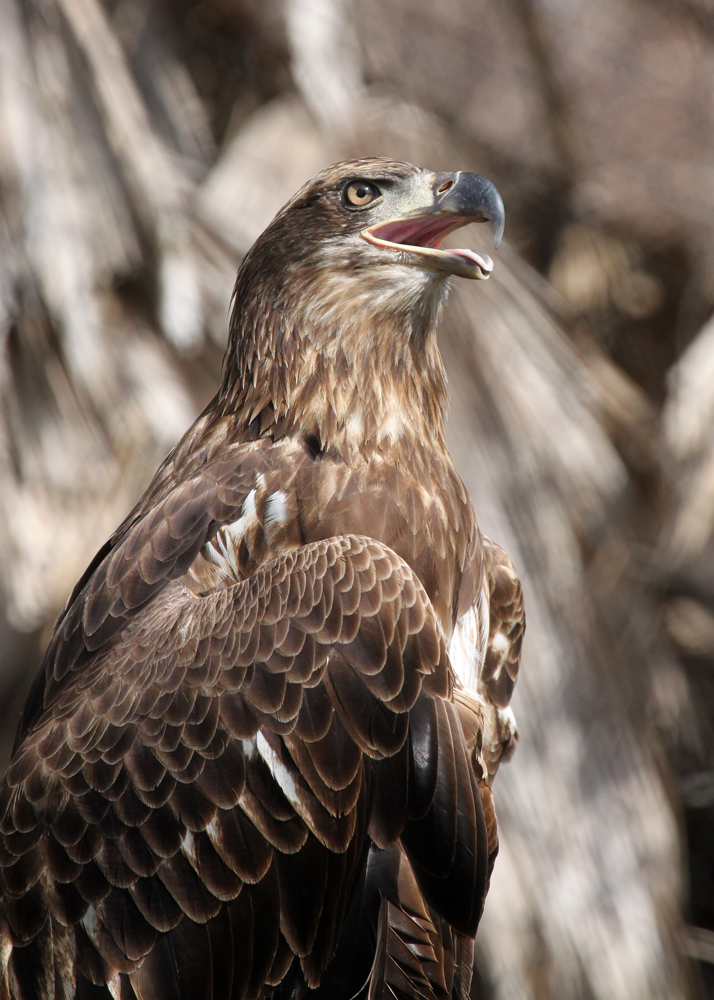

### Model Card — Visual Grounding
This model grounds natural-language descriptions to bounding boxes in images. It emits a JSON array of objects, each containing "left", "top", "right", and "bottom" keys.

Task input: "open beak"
[{"left": 361, "top": 171, "right": 505, "bottom": 280}]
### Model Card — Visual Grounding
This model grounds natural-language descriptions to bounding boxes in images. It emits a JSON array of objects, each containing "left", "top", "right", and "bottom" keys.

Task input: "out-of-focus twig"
[{"left": 58, "top": 0, "right": 202, "bottom": 349}]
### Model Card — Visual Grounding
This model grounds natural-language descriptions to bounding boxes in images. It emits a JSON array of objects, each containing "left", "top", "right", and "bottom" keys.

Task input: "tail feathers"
[
  {"left": 366, "top": 846, "right": 467, "bottom": 1000},
  {"left": 367, "top": 899, "right": 443, "bottom": 1000}
]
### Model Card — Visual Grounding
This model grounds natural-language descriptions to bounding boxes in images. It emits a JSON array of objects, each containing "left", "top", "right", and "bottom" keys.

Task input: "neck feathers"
[{"left": 219, "top": 257, "right": 451, "bottom": 458}]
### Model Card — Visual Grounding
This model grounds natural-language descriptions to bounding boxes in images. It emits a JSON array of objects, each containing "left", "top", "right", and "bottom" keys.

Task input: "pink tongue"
[
  {"left": 452, "top": 249, "right": 493, "bottom": 272},
  {"left": 368, "top": 218, "right": 495, "bottom": 273}
]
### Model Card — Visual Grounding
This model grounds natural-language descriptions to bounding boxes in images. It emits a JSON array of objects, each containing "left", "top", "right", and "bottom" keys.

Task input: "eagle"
[{"left": 0, "top": 159, "right": 524, "bottom": 1000}]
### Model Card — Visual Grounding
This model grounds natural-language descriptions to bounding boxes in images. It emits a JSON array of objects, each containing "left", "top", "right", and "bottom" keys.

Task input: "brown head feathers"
[{"left": 218, "top": 159, "right": 484, "bottom": 456}]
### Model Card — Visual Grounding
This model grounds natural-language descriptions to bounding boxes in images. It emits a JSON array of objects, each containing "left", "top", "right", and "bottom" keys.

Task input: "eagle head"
[
  {"left": 222, "top": 158, "right": 504, "bottom": 450},
  {"left": 279, "top": 156, "right": 502, "bottom": 274}
]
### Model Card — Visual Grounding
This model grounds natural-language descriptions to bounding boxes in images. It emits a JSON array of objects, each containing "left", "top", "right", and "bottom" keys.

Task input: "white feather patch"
[
  {"left": 107, "top": 977, "right": 123, "bottom": 1000},
  {"left": 226, "top": 516, "right": 248, "bottom": 546},
  {"left": 242, "top": 488, "right": 257, "bottom": 521},
  {"left": 212, "top": 520, "right": 242, "bottom": 578},
  {"left": 205, "top": 816, "right": 220, "bottom": 839},
  {"left": 201, "top": 487, "right": 261, "bottom": 579},
  {"left": 256, "top": 732, "right": 301, "bottom": 810},
  {"left": 498, "top": 706, "right": 517, "bottom": 741},
  {"left": 0, "top": 922, "right": 11, "bottom": 983},
  {"left": 477, "top": 584, "right": 490, "bottom": 674},
  {"left": 449, "top": 599, "right": 486, "bottom": 693},
  {"left": 181, "top": 828, "right": 197, "bottom": 864},
  {"left": 378, "top": 410, "right": 405, "bottom": 444},
  {"left": 82, "top": 905, "right": 101, "bottom": 939},
  {"left": 265, "top": 490, "right": 289, "bottom": 529},
  {"left": 345, "top": 409, "right": 365, "bottom": 443}
]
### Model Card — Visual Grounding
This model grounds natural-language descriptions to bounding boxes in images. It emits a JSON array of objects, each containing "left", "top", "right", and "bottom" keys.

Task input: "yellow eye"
[{"left": 344, "top": 181, "right": 379, "bottom": 208}]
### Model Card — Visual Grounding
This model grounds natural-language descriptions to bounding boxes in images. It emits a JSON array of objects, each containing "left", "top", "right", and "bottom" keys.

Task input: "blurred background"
[{"left": 2, "top": 0, "right": 714, "bottom": 996}]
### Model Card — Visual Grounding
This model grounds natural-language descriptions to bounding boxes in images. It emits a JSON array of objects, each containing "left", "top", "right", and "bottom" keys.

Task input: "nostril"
[{"left": 437, "top": 180, "right": 453, "bottom": 194}]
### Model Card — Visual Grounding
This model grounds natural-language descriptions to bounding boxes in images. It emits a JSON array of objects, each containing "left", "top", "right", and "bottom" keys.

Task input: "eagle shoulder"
[{"left": 14, "top": 429, "right": 295, "bottom": 747}]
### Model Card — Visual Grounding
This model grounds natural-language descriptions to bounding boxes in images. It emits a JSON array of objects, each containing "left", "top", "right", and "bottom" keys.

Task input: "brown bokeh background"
[{"left": 2, "top": 0, "right": 714, "bottom": 996}]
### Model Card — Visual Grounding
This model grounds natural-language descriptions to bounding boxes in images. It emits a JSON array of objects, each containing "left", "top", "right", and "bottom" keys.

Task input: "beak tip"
[
  {"left": 440, "top": 171, "right": 505, "bottom": 250},
  {"left": 489, "top": 188, "right": 506, "bottom": 250}
]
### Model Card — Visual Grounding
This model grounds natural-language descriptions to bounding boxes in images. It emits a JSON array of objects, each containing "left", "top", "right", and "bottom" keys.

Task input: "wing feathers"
[
  {"left": 1, "top": 533, "right": 492, "bottom": 998},
  {"left": 402, "top": 702, "right": 487, "bottom": 936}
]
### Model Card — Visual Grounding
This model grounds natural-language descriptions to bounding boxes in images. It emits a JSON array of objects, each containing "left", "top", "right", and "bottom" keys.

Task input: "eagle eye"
[{"left": 343, "top": 180, "right": 380, "bottom": 209}]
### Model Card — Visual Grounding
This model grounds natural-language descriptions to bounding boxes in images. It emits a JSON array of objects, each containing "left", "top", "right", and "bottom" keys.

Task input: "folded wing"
[{"left": 0, "top": 534, "right": 488, "bottom": 1000}]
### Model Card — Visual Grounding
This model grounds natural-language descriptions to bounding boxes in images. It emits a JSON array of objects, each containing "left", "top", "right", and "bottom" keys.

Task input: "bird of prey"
[{"left": 0, "top": 159, "right": 524, "bottom": 1000}]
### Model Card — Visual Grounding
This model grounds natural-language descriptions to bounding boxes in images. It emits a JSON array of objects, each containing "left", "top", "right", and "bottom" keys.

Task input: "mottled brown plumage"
[{"left": 0, "top": 159, "right": 523, "bottom": 1000}]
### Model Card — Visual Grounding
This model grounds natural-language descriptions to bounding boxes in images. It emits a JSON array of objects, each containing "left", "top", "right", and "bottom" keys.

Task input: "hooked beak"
[{"left": 361, "top": 171, "right": 505, "bottom": 280}]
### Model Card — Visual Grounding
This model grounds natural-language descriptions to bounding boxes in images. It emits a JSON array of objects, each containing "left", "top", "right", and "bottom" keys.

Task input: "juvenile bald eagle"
[{"left": 0, "top": 159, "right": 524, "bottom": 1000}]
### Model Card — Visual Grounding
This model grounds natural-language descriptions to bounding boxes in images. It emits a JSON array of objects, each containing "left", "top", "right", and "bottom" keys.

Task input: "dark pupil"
[{"left": 355, "top": 185, "right": 369, "bottom": 199}]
